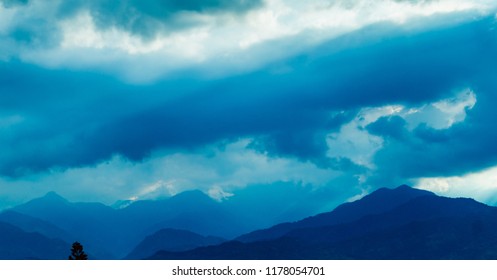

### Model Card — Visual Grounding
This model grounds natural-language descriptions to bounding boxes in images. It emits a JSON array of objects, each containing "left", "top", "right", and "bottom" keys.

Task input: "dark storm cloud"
[
  {"left": 367, "top": 78, "right": 497, "bottom": 187},
  {"left": 1, "top": 16, "right": 496, "bottom": 178},
  {"left": 86, "top": 75, "right": 336, "bottom": 162},
  {"left": 8, "top": 21, "right": 60, "bottom": 48},
  {"left": 57, "top": 0, "right": 262, "bottom": 38},
  {"left": 90, "top": 17, "right": 496, "bottom": 164},
  {"left": 0, "top": 0, "right": 262, "bottom": 52},
  {"left": 0, "top": 2, "right": 60, "bottom": 49},
  {"left": 366, "top": 116, "right": 408, "bottom": 141},
  {"left": 0, "top": 61, "right": 177, "bottom": 176},
  {"left": 1, "top": 0, "right": 28, "bottom": 8}
]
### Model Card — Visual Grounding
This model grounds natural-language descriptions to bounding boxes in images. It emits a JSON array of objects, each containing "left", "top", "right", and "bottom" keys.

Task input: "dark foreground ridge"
[
  {"left": 2, "top": 185, "right": 497, "bottom": 260},
  {"left": 149, "top": 185, "right": 497, "bottom": 260}
]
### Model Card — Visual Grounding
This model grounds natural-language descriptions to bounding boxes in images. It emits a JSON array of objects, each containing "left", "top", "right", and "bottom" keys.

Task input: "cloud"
[
  {"left": 326, "top": 106, "right": 394, "bottom": 168},
  {"left": 0, "top": 138, "right": 343, "bottom": 210},
  {"left": 1, "top": 1, "right": 497, "bottom": 209},
  {"left": 365, "top": 83, "right": 497, "bottom": 189},
  {"left": 0, "top": 1, "right": 62, "bottom": 50},
  {"left": 365, "top": 90, "right": 476, "bottom": 142},
  {"left": 1, "top": 15, "right": 496, "bottom": 179},
  {"left": 91, "top": 16, "right": 497, "bottom": 166},
  {"left": 1, "top": 0, "right": 28, "bottom": 8},
  {"left": 57, "top": 0, "right": 262, "bottom": 38},
  {"left": 416, "top": 165, "right": 497, "bottom": 205},
  {"left": 403, "top": 89, "right": 476, "bottom": 129},
  {"left": 2, "top": 0, "right": 495, "bottom": 82},
  {"left": 322, "top": 90, "right": 479, "bottom": 188},
  {"left": 366, "top": 115, "right": 408, "bottom": 141}
]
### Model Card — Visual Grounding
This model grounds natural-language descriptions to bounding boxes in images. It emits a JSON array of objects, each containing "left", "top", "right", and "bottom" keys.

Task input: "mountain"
[
  {"left": 149, "top": 185, "right": 497, "bottom": 259},
  {"left": 11, "top": 184, "right": 489, "bottom": 260},
  {"left": 0, "top": 221, "right": 69, "bottom": 260},
  {"left": 319, "top": 215, "right": 497, "bottom": 259},
  {"left": 237, "top": 184, "right": 435, "bottom": 242},
  {"left": 112, "top": 190, "right": 252, "bottom": 257},
  {"left": 284, "top": 195, "right": 496, "bottom": 248},
  {"left": 12, "top": 191, "right": 118, "bottom": 259},
  {"left": 124, "top": 228, "right": 225, "bottom": 260},
  {"left": 147, "top": 239, "right": 303, "bottom": 260},
  {"left": 7, "top": 190, "right": 251, "bottom": 258},
  {"left": 5, "top": 181, "right": 338, "bottom": 260},
  {"left": 119, "top": 190, "right": 250, "bottom": 239},
  {"left": 0, "top": 210, "right": 74, "bottom": 242}
]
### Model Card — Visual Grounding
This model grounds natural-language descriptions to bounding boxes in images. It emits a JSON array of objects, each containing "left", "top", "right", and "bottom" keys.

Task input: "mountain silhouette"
[
  {"left": 237, "top": 184, "right": 434, "bottom": 242},
  {"left": 125, "top": 228, "right": 225, "bottom": 260},
  {"left": 0, "top": 210, "right": 74, "bottom": 242},
  {"left": 12, "top": 191, "right": 118, "bottom": 259},
  {"left": 8, "top": 190, "right": 251, "bottom": 258},
  {"left": 120, "top": 190, "right": 251, "bottom": 240},
  {"left": 7, "top": 185, "right": 497, "bottom": 260},
  {"left": 0, "top": 221, "right": 69, "bottom": 260},
  {"left": 149, "top": 185, "right": 497, "bottom": 259}
]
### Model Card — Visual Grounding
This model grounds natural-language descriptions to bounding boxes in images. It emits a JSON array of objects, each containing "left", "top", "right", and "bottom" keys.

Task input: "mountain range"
[
  {"left": 6, "top": 190, "right": 245, "bottom": 258},
  {"left": 124, "top": 228, "right": 225, "bottom": 260},
  {"left": 0, "top": 187, "right": 316, "bottom": 259},
  {"left": 149, "top": 185, "right": 497, "bottom": 259},
  {"left": 2, "top": 185, "right": 497, "bottom": 259},
  {"left": 0, "top": 221, "right": 69, "bottom": 260}
]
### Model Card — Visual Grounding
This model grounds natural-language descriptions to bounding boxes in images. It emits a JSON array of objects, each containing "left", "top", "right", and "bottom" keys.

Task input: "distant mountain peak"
[
  {"left": 9, "top": 191, "right": 71, "bottom": 214},
  {"left": 44, "top": 191, "right": 61, "bottom": 197},
  {"left": 369, "top": 185, "right": 434, "bottom": 197},
  {"left": 170, "top": 190, "right": 213, "bottom": 202},
  {"left": 392, "top": 184, "right": 430, "bottom": 193},
  {"left": 41, "top": 191, "right": 68, "bottom": 203},
  {"left": 396, "top": 184, "right": 412, "bottom": 190}
]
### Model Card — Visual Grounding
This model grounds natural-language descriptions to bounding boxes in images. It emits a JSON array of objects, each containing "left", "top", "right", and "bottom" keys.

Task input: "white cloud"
[
  {"left": 0, "top": 5, "right": 16, "bottom": 34},
  {"left": 3, "top": 0, "right": 495, "bottom": 82},
  {"left": 416, "top": 165, "right": 497, "bottom": 205},
  {"left": 0, "top": 138, "right": 339, "bottom": 209},
  {"left": 135, "top": 179, "right": 179, "bottom": 199},
  {"left": 402, "top": 89, "right": 476, "bottom": 129},
  {"left": 325, "top": 89, "right": 476, "bottom": 170},
  {"left": 208, "top": 186, "right": 234, "bottom": 202},
  {"left": 326, "top": 105, "right": 404, "bottom": 168},
  {"left": 326, "top": 120, "right": 384, "bottom": 168},
  {"left": 59, "top": 11, "right": 211, "bottom": 57}
]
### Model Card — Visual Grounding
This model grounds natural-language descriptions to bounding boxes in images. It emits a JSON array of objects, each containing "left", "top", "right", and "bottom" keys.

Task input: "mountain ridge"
[
  {"left": 0, "top": 221, "right": 70, "bottom": 260},
  {"left": 124, "top": 228, "right": 225, "bottom": 260},
  {"left": 148, "top": 185, "right": 497, "bottom": 260},
  {"left": 5, "top": 189, "right": 267, "bottom": 258},
  {"left": 5, "top": 184, "right": 494, "bottom": 260},
  {"left": 237, "top": 185, "right": 435, "bottom": 242}
]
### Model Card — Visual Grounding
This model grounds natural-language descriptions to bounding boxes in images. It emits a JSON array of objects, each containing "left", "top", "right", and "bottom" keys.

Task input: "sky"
[{"left": 1, "top": 0, "right": 497, "bottom": 212}]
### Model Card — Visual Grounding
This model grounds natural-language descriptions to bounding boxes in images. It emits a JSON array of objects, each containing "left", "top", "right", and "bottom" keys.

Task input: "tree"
[{"left": 68, "top": 241, "right": 88, "bottom": 260}]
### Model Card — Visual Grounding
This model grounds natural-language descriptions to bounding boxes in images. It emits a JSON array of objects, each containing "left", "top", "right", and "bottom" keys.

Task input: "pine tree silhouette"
[{"left": 68, "top": 241, "right": 88, "bottom": 260}]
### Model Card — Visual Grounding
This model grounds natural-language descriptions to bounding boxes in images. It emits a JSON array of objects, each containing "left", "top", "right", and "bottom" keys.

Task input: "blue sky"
[{"left": 1, "top": 0, "right": 497, "bottom": 211}]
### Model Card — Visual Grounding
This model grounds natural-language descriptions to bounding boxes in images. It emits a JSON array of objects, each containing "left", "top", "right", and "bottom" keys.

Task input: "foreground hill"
[
  {"left": 0, "top": 221, "right": 69, "bottom": 260},
  {"left": 149, "top": 186, "right": 497, "bottom": 259},
  {"left": 125, "top": 228, "right": 225, "bottom": 260},
  {"left": 6, "top": 185, "right": 496, "bottom": 260},
  {"left": 237, "top": 185, "right": 434, "bottom": 242},
  {"left": 0, "top": 210, "right": 74, "bottom": 242},
  {"left": 7, "top": 190, "right": 257, "bottom": 258},
  {"left": 11, "top": 191, "right": 118, "bottom": 258}
]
